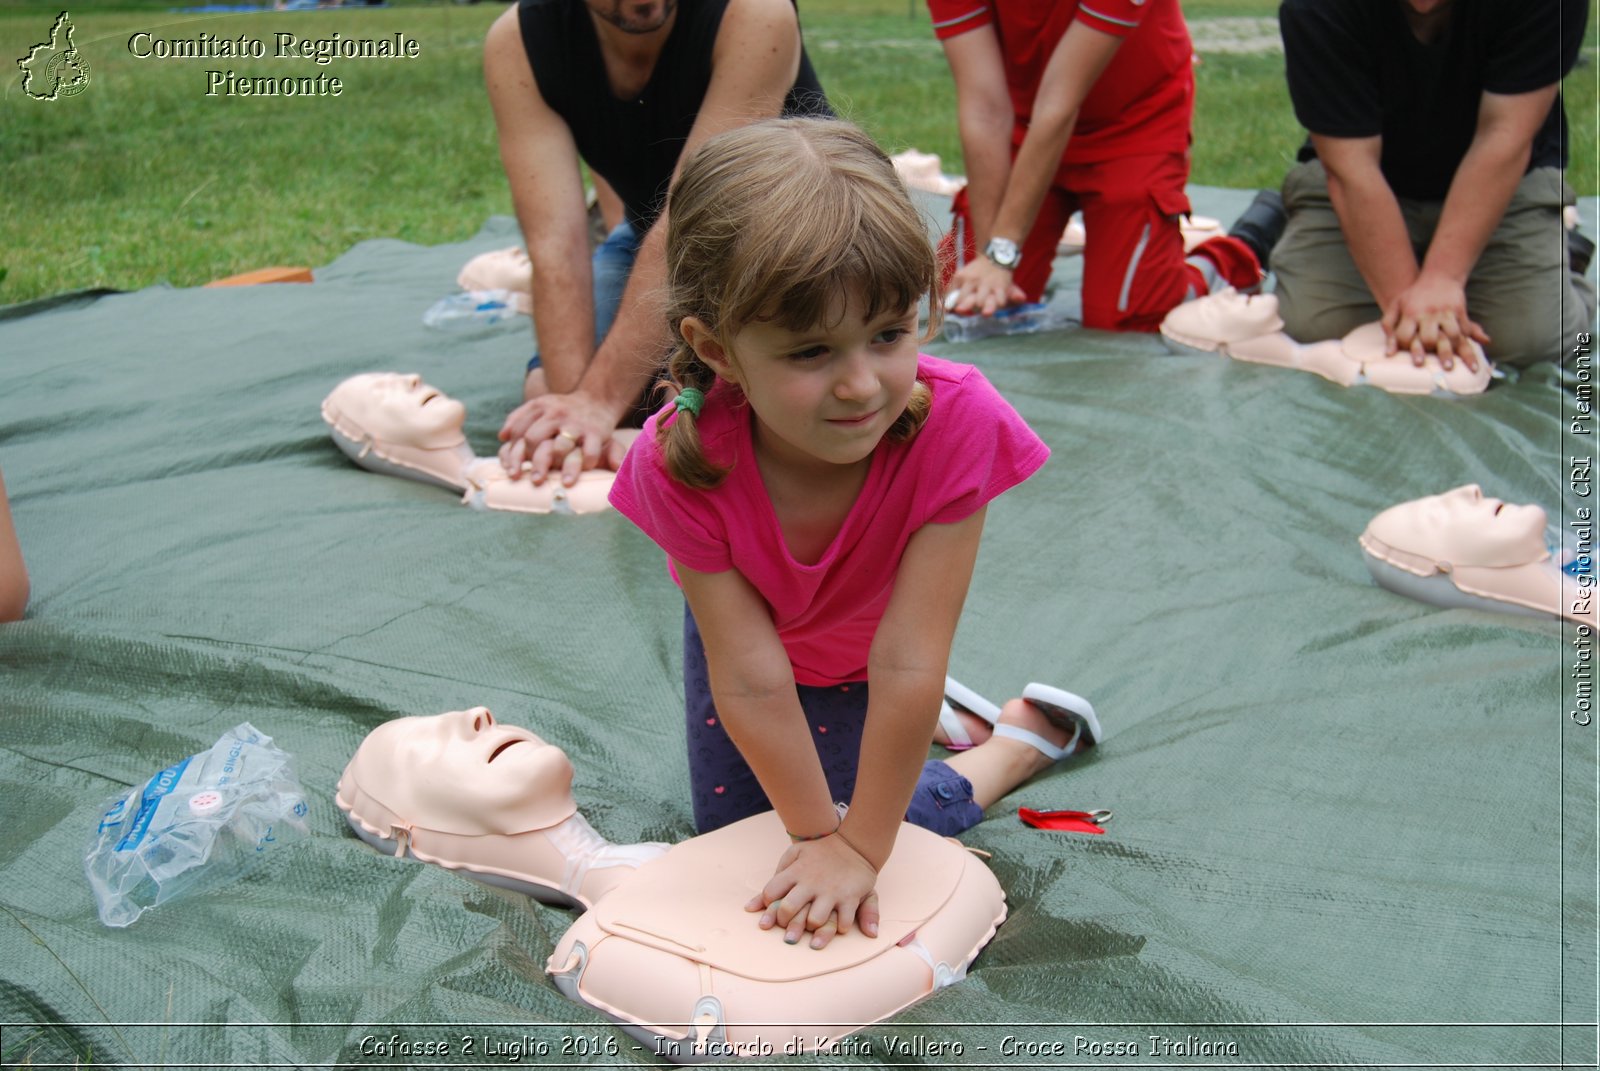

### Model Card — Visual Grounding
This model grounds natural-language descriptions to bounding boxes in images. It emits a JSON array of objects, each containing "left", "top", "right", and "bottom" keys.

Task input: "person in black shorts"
[{"left": 1272, "top": 0, "right": 1593, "bottom": 371}]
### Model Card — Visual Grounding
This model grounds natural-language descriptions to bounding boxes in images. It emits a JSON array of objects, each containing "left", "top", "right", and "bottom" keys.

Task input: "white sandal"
[
  {"left": 991, "top": 682, "right": 1101, "bottom": 763},
  {"left": 937, "top": 676, "right": 1002, "bottom": 750}
]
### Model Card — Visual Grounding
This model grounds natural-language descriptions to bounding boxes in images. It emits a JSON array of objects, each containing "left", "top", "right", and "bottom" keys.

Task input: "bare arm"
[
  {"left": 676, "top": 560, "right": 871, "bottom": 947},
  {"left": 1316, "top": 84, "right": 1553, "bottom": 370},
  {"left": 677, "top": 561, "right": 841, "bottom": 842},
  {"left": 1384, "top": 85, "right": 1556, "bottom": 367},
  {"left": 841, "top": 508, "right": 985, "bottom": 870},
  {"left": 498, "top": 0, "right": 806, "bottom": 484},
  {"left": 1423, "top": 88, "right": 1554, "bottom": 284},
  {"left": 1315, "top": 133, "right": 1421, "bottom": 316},
  {"left": 940, "top": 24, "right": 1015, "bottom": 257},
  {"left": 0, "top": 468, "right": 29, "bottom": 623},
  {"left": 742, "top": 509, "right": 986, "bottom": 949},
  {"left": 944, "top": 20, "right": 1123, "bottom": 315},
  {"left": 484, "top": 7, "right": 596, "bottom": 396}
]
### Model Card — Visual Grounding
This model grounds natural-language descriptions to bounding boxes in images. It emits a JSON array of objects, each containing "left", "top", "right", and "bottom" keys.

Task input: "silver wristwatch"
[{"left": 982, "top": 236, "right": 1021, "bottom": 270}]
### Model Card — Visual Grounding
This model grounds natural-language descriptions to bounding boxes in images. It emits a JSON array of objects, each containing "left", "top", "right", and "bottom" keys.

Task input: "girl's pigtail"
[
  {"left": 658, "top": 342, "right": 730, "bottom": 490},
  {"left": 885, "top": 379, "right": 932, "bottom": 444}
]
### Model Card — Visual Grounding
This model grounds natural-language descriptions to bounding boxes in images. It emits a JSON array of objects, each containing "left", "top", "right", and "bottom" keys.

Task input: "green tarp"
[{"left": 1, "top": 190, "right": 1594, "bottom": 1069}]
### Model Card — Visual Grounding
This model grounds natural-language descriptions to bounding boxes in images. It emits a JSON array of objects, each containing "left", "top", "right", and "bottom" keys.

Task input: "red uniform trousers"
[{"left": 940, "top": 149, "right": 1260, "bottom": 332}]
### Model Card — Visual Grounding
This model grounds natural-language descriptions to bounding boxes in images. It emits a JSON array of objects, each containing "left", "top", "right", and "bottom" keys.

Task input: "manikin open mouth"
[{"left": 487, "top": 738, "right": 526, "bottom": 763}]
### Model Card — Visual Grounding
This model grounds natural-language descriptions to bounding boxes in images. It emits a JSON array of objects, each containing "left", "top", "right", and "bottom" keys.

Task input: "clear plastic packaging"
[
  {"left": 85, "top": 723, "right": 309, "bottom": 928},
  {"left": 941, "top": 302, "right": 1078, "bottom": 343},
  {"left": 421, "top": 289, "right": 522, "bottom": 336}
]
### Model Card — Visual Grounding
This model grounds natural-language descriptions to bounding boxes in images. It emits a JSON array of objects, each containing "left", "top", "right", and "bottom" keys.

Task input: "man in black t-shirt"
[
  {"left": 1272, "top": 0, "right": 1593, "bottom": 370},
  {"left": 484, "top": 0, "right": 829, "bottom": 485}
]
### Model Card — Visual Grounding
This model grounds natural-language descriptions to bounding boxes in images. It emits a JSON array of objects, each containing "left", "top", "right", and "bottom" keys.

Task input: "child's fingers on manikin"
[
  {"left": 755, "top": 881, "right": 807, "bottom": 929},
  {"left": 746, "top": 849, "right": 801, "bottom": 915},
  {"left": 829, "top": 898, "right": 856, "bottom": 938},
  {"left": 808, "top": 912, "right": 841, "bottom": 950},
  {"left": 772, "top": 887, "right": 816, "bottom": 934},
  {"left": 784, "top": 892, "right": 831, "bottom": 944},
  {"left": 856, "top": 892, "right": 881, "bottom": 938}
]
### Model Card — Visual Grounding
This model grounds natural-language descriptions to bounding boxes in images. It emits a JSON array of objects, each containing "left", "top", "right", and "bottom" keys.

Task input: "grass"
[
  {"left": 0, "top": 0, "right": 1594, "bottom": 303},
  {"left": 2, "top": 3, "right": 508, "bottom": 301}
]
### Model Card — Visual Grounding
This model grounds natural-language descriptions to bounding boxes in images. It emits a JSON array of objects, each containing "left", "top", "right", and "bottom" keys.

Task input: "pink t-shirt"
[{"left": 610, "top": 355, "right": 1049, "bottom": 686}]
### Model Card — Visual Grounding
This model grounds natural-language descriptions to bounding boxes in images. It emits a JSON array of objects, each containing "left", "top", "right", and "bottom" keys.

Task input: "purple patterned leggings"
[{"left": 682, "top": 606, "right": 983, "bottom": 837}]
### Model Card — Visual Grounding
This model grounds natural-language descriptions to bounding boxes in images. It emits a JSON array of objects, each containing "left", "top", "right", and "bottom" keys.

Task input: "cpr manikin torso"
[
  {"left": 337, "top": 710, "right": 1007, "bottom": 1061},
  {"left": 1359, "top": 485, "right": 1592, "bottom": 625},
  {"left": 320, "top": 373, "right": 616, "bottom": 514},
  {"left": 1159, "top": 289, "right": 1493, "bottom": 397},
  {"left": 549, "top": 810, "right": 1005, "bottom": 1062}
]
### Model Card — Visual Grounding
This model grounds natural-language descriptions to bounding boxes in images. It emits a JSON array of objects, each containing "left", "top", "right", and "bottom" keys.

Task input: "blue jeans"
[
  {"left": 681, "top": 605, "right": 983, "bottom": 837},
  {"left": 527, "top": 220, "right": 642, "bottom": 373}
]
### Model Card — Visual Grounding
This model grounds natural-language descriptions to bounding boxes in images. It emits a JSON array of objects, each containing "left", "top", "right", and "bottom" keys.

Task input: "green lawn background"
[{"left": 1, "top": 0, "right": 1594, "bottom": 303}]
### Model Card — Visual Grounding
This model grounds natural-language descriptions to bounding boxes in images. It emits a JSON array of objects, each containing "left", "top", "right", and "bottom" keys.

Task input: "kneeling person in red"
[{"left": 929, "top": 0, "right": 1279, "bottom": 331}]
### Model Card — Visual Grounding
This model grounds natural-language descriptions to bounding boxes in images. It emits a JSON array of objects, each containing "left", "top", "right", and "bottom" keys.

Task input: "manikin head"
[
  {"left": 457, "top": 248, "right": 533, "bottom": 314},
  {"left": 1359, "top": 485, "right": 1585, "bottom": 624},
  {"left": 344, "top": 708, "right": 577, "bottom": 836},
  {"left": 322, "top": 373, "right": 467, "bottom": 451},
  {"left": 1365, "top": 484, "right": 1547, "bottom": 570},
  {"left": 338, "top": 710, "right": 667, "bottom": 909}
]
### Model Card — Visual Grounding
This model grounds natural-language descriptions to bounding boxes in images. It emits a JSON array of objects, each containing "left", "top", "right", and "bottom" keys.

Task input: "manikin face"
[
  {"left": 1372, "top": 484, "right": 1547, "bottom": 568},
  {"left": 329, "top": 373, "right": 467, "bottom": 449},
  {"left": 351, "top": 708, "right": 575, "bottom": 836},
  {"left": 586, "top": 0, "right": 676, "bottom": 34},
  {"left": 692, "top": 289, "right": 920, "bottom": 474}
]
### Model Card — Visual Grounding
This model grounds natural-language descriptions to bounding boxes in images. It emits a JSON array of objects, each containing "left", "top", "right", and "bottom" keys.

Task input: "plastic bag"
[
  {"left": 421, "top": 290, "right": 522, "bottom": 336},
  {"left": 85, "top": 723, "right": 309, "bottom": 927},
  {"left": 941, "top": 302, "right": 1079, "bottom": 343}
]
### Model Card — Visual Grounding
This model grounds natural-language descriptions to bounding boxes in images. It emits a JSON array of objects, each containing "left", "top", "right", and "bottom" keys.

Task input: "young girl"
[{"left": 610, "top": 118, "right": 1096, "bottom": 951}]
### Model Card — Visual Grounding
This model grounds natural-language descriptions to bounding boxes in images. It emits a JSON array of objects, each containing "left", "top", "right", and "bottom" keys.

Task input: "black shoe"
[
  {"left": 1571, "top": 229, "right": 1594, "bottom": 276},
  {"left": 1228, "top": 189, "right": 1287, "bottom": 273}
]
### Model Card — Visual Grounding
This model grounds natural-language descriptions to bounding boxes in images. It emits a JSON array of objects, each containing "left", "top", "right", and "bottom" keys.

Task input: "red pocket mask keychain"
[{"left": 1018, "top": 808, "right": 1113, "bottom": 835}]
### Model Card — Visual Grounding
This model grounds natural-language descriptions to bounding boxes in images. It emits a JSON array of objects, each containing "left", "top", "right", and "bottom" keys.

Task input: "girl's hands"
[{"left": 744, "top": 836, "right": 880, "bottom": 950}]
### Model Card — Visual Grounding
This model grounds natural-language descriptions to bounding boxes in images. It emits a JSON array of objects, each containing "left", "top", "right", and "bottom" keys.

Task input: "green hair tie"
[{"left": 673, "top": 388, "right": 705, "bottom": 418}]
